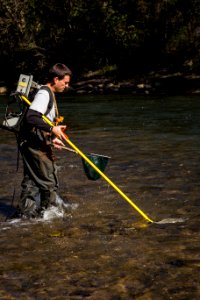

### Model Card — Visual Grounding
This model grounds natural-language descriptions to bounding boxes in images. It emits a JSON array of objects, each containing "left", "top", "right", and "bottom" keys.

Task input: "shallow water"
[{"left": 1, "top": 94, "right": 200, "bottom": 299}]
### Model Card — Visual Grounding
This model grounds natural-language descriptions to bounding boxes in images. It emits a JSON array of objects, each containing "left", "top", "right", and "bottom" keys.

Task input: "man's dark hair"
[{"left": 47, "top": 63, "right": 72, "bottom": 81}]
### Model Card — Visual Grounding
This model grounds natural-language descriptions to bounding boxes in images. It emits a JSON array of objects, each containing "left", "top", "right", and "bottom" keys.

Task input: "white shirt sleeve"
[{"left": 30, "top": 89, "right": 50, "bottom": 115}]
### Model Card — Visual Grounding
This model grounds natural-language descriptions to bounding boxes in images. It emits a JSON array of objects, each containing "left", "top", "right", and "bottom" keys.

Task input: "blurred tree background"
[{"left": 0, "top": 0, "right": 200, "bottom": 87}]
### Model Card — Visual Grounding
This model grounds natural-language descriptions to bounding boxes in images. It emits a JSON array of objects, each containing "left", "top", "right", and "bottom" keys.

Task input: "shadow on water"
[
  {"left": 1, "top": 94, "right": 200, "bottom": 299},
  {"left": 0, "top": 201, "right": 16, "bottom": 219}
]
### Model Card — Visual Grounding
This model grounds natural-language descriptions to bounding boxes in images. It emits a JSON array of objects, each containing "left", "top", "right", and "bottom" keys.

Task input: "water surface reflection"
[{"left": 0, "top": 95, "right": 200, "bottom": 299}]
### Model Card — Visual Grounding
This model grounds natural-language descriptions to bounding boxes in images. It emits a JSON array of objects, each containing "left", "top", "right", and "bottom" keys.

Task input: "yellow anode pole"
[
  {"left": 65, "top": 138, "right": 154, "bottom": 223},
  {"left": 21, "top": 95, "right": 154, "bottom": 223}
]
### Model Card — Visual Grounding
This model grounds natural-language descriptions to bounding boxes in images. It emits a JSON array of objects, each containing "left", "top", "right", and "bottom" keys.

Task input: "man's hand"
[
  {"left": 52, "top": 137, "right": 65, "bottom": 150},
  {"left": 52, "top": 125, "right": 66, "bottom": 140}
]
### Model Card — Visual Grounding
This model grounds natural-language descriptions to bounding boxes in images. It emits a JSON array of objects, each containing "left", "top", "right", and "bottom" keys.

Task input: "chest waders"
[{"left": 18, "top": 87, "right": 58, "bottom": 218}]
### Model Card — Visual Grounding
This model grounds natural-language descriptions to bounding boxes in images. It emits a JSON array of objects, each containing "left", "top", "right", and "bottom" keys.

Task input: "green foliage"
[{"left": 0, "top": 0, "right": 200, "bottom": 83}]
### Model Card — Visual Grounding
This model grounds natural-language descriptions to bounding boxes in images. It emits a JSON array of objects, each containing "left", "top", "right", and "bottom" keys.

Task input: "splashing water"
[
  {"left": 155, "top": 218, "right": 186, "bottom": 225},
  {"left": 43, "top": 194, "right": 79, "bottom": 221}
]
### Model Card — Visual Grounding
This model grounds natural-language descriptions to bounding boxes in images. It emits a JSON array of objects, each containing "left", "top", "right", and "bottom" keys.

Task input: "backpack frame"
[{"left": 0, "top": 74, "right": 53, "bottom": 134}]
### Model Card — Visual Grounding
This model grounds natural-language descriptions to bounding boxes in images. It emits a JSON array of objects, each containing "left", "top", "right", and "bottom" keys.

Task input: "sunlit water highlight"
[{"left": 0, "top": 94, "right": 200, "bottom": 299}]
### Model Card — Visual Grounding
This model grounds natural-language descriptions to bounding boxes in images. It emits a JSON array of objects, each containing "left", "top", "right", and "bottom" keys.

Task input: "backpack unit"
[
  {"left": 0, "top": 74, "right": 38, "bottom": 134},
  {"left": 0, "top": 74, "right": 53, "bottom": 134},
  {"left": 1, "top": 92, "right": 29, "bottom": 133}
]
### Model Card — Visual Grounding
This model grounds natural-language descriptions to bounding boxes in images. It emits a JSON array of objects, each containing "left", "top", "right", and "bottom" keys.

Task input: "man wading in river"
[{"left": 14, "top": 63, "right": 72, "bottom": 219}]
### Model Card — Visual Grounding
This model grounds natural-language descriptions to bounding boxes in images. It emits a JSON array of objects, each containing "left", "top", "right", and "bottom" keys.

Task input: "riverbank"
[
  {"left": 1, "top": 72, "right": 200, "bottom": 96},
  {"left": 71, "top": 72, "right": 200, "bottom": 96}
]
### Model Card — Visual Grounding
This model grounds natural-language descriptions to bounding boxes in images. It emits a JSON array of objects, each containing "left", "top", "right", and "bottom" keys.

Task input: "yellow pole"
[
  {"left": 21, "top": 95, "right": 154, "bottom": 223},
  {"left": 66, "top": 138, "right": 154, "bottom": 223}
]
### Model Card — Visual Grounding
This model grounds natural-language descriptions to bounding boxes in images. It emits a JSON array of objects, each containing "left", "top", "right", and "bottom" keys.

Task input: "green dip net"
[{"left": 81, "top": 153, "right": 110, "bottom": 181}]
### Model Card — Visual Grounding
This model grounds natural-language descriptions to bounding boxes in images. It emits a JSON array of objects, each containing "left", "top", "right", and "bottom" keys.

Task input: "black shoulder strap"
[{"left": 39, "top": 86, "right": 54, "bottom": 116}]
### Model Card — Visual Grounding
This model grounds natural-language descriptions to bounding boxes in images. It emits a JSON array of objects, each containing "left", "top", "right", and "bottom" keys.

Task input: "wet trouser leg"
[
  {"left": 20, "top": 172, "right": 40, "bottom": 217},
  {"left": 20, "top": 143, "right": 58, "bottom": 216}
]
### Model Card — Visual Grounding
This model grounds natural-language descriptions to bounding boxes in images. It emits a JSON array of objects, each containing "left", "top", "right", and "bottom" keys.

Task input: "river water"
[{"left": 0, "top": 94, "right": 200, "bottom": 299}]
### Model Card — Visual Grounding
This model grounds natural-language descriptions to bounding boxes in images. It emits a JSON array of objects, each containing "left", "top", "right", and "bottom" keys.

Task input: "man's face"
[{"left": 54, "top": 75, "right": 70, "bottom": 92}]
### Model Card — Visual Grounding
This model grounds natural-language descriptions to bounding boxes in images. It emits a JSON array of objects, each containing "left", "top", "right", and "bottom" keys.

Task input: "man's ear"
[{"left": 50, "top": 77, "right": 57, "bottom": 86}]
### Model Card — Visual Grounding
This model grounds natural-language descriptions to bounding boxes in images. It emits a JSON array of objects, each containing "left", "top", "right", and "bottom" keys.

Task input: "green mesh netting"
[{"left": 81, "top": 153, "right": 109, "bottom": 181}]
